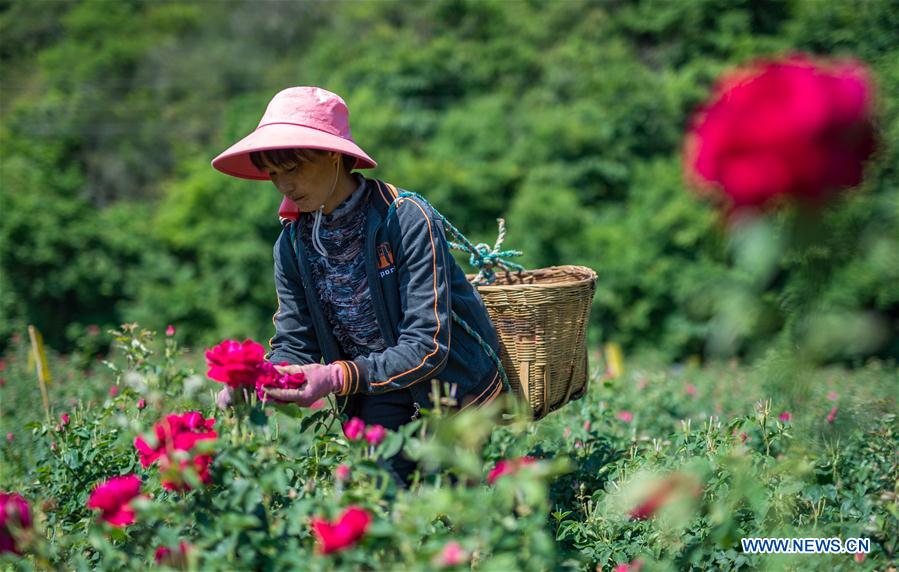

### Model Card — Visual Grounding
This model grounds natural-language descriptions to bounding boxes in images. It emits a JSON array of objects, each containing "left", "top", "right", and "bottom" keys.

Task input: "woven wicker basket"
[{"left": 468, "top": 265, "right": 598, "bottom": 420}]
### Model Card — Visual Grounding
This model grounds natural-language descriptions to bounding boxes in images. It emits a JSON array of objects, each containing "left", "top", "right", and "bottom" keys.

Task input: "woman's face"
[{"left": 261, "top": 150, "right": 341, "bottom": 213}]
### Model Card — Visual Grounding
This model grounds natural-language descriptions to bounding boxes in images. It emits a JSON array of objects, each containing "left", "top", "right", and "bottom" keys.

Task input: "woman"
[{"left": 211, "top": 86, "right": 505, "bottom": 485}]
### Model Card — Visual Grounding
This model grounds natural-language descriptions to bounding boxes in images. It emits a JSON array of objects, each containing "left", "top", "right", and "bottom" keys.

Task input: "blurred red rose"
[
  {"left": 335, "top": 464, "right": 351, "bottom": 482},
  {"left": 614, "top": 559, "right": 644, "bottom": 572},
  {"left": 364, "top": 424, "right": 387, "bottom": 446},
  {"left": 155, "top": 541, "right": 191, "bottom": 568},
  {"left": 134, "top": 411, "right": 217, "bottom": 468},
  {"left": 629, "top": 473, "right": 702, "bottom": 521},
  {"left": 86, "top": 475, "right": 142, "bottom": 527},
  {"left": 685, "top": 55, "right": 876, "bottom": 210},
  {"left": 205, "top": 339, "right": 270, "bottom": 388},
  {"left": 159, "top": 453, "right": 213, "bottom": 492},
  {"left": 487, "top": 456, "right": 537, "bottom": 485},
  {"left": 310, "top": 506, "right": 371, "bottom": 554},
  {"left": 342, "top": 417, "right": 366, "bottom": 441},
  {"left": 0, "top": 492, "right": 32, "bottom": 555}
]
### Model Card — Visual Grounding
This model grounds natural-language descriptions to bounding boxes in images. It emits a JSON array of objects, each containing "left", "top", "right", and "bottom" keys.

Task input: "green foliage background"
[{"left": 2, "top": 0, "right": 897, "bottom": 359}]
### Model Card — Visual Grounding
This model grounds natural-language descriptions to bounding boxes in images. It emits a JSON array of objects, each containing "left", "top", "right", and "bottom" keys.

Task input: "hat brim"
[{"left": 211, "top": 123, "right": 377, "bottom": 180}]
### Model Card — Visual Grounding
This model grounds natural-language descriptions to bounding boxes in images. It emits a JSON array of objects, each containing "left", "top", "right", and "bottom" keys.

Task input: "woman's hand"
[{"left": 263, "top": 363, "right": 345, "bottom": 407}]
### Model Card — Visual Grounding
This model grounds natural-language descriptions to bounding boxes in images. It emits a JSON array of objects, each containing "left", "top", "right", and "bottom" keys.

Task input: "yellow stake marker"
[
  {"left": 604, "top": 342, "right": 624, "bottom": 379},
  {"left": 28, "top": 325, "right": 52, "bottom": 423}
]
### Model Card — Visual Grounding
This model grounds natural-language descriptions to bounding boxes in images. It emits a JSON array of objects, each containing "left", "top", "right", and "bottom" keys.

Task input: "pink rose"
[
  {"left": 685, "top": 384, "right": 697, "bottom": 396},
  {"left": 0, "top": 492, "right": 32, "bottom": 555},
  {"left": 109, "top": 386, "right": 119, "bottom": 397},
  {"left": 86, "top": 475, "right": 142, "bottom": 527},
  {"left": 614, "top": 559, "right": 644, "bottom": 572},
  {"left": 433, "top": 541, "right": 468, "bottom": 567},
  {"left": 779, "top": 411, "right": 791, "bottom": 422},
  {"left": 826, "top": 406, "right": 838, "bottom": 424},
  {"left": 137, "top": 398, "right": 146, "bottom": 410},
  {"left": 205, "top": 339, "right": 270, "bottom": 389},
  {"left": 616, "top": 410, "right": 634, "bottom": 423},
  {"left": 342, "top": 417, "right": 366, "bottom": 441},
  {"left": 165, "top": 325, "right": 176, "bottom": 337},
  {"left": 335, "top": 464, "right": 351, "bottom": 482},
  {"left": 60, "top": 413, "right": 70, "bottom": 427},
  {"left": 310, "top": 506, "right": 371, "bottom": 554},
  {"left": 364, "top": 424, "right": 387, "bottom": 446},
  {"left": 685, "top": 55, "right": 876, "bottom": 211}
]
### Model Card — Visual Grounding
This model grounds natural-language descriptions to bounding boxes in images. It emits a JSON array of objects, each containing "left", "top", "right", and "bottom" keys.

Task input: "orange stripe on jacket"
[
  {"left": 266, "top": 295, "right": 281, "bottom": 360},
  {"left": 374, "top": 179, "right": 393, "bottom": 205},
  {"left": 371, "top": 196, "right": 448, "bottom": 386}
]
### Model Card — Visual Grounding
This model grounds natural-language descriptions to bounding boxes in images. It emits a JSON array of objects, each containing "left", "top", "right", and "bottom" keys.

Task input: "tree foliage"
[{"left": 2, "top": 0, "right": 897, "bottom": 359}]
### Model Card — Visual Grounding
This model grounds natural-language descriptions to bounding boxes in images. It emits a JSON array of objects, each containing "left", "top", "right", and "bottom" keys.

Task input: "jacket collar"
[{"left": 281, "top": 175, "right": 397, "bottom": 230}]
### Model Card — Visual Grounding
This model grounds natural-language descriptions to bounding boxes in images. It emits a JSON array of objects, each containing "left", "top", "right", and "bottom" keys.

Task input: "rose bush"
[{"left": 0, "top": 326, "right": 895, "bottom": 570}]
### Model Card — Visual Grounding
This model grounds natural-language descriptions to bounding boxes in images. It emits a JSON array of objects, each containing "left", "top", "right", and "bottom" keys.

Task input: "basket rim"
[{"left": 468, "top": 265, "right": 597, "bottom": 291}]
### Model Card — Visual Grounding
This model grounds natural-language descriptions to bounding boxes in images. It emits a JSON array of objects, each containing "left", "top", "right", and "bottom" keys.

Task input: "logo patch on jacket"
[{"left": 377, "top": 243, "right": 396, "bottom": 277}]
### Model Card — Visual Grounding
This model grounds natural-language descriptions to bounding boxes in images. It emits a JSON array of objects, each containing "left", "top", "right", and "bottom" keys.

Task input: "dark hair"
[{"left": 249, "top": 148, "right": 355, "bottom": 175}]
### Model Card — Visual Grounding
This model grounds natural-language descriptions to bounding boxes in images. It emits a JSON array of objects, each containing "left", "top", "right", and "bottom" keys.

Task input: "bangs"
[{"left": 249, "top": 148, "right": 324, "bottom": 173}]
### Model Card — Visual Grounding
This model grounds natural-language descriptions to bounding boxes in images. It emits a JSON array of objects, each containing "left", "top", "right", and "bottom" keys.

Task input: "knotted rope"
[{"left": 388, "top": 191, "right": 525, "bottom": 286}]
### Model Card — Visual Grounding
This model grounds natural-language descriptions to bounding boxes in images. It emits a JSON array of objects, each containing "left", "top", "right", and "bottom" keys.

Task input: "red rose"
[
  {"left": 310, "top": 506, "right": 371, "bottom": 554},
  {"left": 0, "top": 492, "right": 32, "bottom": 555},
  {"left": 255, "top": 363, "right": 306, "bottom": 402},
  {"left": 86, "top": 475, "right": 143, "bottom": 527},
  {"left": 205, "top": 339, "right": 270, "bottom": 388},
  {"left": 685, "top": 55, "right": 876, "bottom": 210}
]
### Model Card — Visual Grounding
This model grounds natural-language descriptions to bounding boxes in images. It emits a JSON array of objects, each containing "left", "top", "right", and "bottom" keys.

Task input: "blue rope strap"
[{"left": 387, "top": 191, "right": 522, "bottom": 393}]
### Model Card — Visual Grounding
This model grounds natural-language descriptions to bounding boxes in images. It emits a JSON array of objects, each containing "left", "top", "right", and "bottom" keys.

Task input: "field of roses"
[{"left": 1, "top": 323, "right": 896, "bottom": 571}]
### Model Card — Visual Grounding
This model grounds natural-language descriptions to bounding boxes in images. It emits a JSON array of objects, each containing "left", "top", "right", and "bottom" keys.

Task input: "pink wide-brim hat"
[{"left": 211, "top": 86, "right": 377, "bottom": 180}]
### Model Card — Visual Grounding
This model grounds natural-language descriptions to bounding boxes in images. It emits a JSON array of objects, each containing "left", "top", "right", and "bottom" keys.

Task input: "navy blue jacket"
[{"left": 265, "top": 177, "right": 505, "bottom": 412}]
